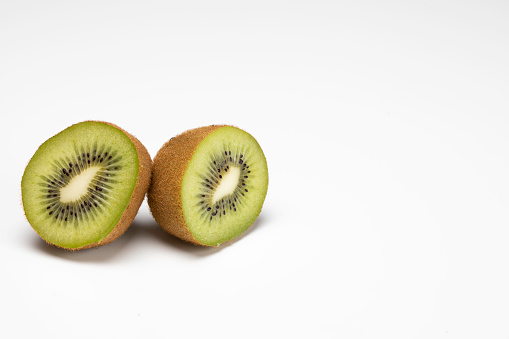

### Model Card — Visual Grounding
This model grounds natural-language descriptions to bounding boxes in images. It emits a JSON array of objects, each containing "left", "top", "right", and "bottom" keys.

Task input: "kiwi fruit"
[
  {"left": 21, "top": 121, "right": 152, "bottom": 250},
  {"left": 148, "top": 125, "right": 268, "bottom": 246}
]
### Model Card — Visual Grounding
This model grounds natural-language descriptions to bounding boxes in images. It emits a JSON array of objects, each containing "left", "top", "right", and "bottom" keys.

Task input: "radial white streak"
[
  {"left": 212, "top": 166, "right": 240, "bottom": 204},
  {"left": 60, "top": 167, "right": 100, "bottom": 203}
]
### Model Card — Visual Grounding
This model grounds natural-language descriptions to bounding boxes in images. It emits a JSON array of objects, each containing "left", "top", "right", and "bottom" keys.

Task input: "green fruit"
[
  {"left": 148, "top": 125, "right": 269, "bottom": 246},
  {"left": 21, "top": 121, "right": 152, "bottom": 250}
]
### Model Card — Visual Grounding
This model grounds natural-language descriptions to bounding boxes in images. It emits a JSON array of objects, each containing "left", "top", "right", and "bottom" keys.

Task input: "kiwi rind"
[
  {"left": 21, "top": 121, "right": 152, "bottom": 250},
  {"left": 148, "top": 125, "right": 268, "bottom": 246},
  {"left": 148, "top": 125, "right": 223, "bottom": 245}
]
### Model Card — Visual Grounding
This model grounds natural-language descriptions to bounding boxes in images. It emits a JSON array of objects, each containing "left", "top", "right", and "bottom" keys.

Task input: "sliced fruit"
[
  {"left": 148, "top": 125, "right": 268, "bottom": 246},
  {"left": 21, "top": 121, "right": 151, "bottom": 250}
]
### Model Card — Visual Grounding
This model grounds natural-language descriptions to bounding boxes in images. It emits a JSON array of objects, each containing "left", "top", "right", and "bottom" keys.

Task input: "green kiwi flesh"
[
  {"left": 149, "top": 125, "right": 268, "bottom": 246},
  {"left": 183, "top": 126, "right": 268, "bottom": 245},
  {"left": 21, "top": 121, "right": 144, "bottom": 249}
]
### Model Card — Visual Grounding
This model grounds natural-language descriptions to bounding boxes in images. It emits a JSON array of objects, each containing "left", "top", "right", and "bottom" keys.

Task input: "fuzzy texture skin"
[
  {"left": 148, "top": 125, "right": 225, "bottom": 246},
  {"left": 23, "top": 121, "right": 152, "bottom": 251}
]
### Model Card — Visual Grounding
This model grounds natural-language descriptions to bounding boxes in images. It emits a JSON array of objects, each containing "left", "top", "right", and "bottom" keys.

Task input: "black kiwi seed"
[
  {"left": 199, "top": 150, "right": 253, "bottom": 221},
  {"left": 38, "top": 147, "right": 121, "bottom": 224}
]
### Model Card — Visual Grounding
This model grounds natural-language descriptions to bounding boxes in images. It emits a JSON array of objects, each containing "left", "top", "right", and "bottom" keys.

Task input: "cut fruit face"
[
  {"left": 21, "top": 121, "right": 141, "bottom": 249},
  {"left": 181, "top": 126, "right": 269, "bottom": 246}
]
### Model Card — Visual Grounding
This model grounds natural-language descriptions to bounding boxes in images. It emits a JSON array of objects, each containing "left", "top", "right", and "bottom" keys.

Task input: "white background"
[{"left": 1, "top": 0, "right": 509, "bottom": 338}]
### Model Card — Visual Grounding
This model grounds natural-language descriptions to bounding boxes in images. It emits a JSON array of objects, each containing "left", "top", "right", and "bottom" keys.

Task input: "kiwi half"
[
  {"left": 148, "top": 125, "right": 268, "bottom": 246},
  {"left": 21, "top": 121, "right": 152, "bottom": 250}
]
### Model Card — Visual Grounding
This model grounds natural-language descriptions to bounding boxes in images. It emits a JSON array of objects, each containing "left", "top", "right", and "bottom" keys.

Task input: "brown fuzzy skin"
[{"left": 148, "top": 125, "right": 225, "bottom": 246}]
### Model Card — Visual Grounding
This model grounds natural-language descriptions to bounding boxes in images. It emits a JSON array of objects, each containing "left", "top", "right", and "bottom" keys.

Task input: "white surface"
[{"left": 2, "top": 1, "right": 509, "bottom": 338}]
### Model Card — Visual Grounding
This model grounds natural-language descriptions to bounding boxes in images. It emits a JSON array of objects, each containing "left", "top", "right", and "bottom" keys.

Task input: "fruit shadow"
[
  {"left": 28, "top": 213, "right": 268, "bottom": 261},
  {"left": 29, "top": 230, "right": 134, "bottom": 263},
  {"left": 129, "top": 213, "right": 268, "bottom": 257}
]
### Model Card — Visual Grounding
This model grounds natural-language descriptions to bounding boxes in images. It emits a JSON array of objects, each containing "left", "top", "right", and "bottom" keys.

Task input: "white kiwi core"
[
  {"left": 60, "top": 166, "right": 101, "bottom": 203},
  {"left": 211, "top": 166, "right": 240, "bottom": 204}
]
